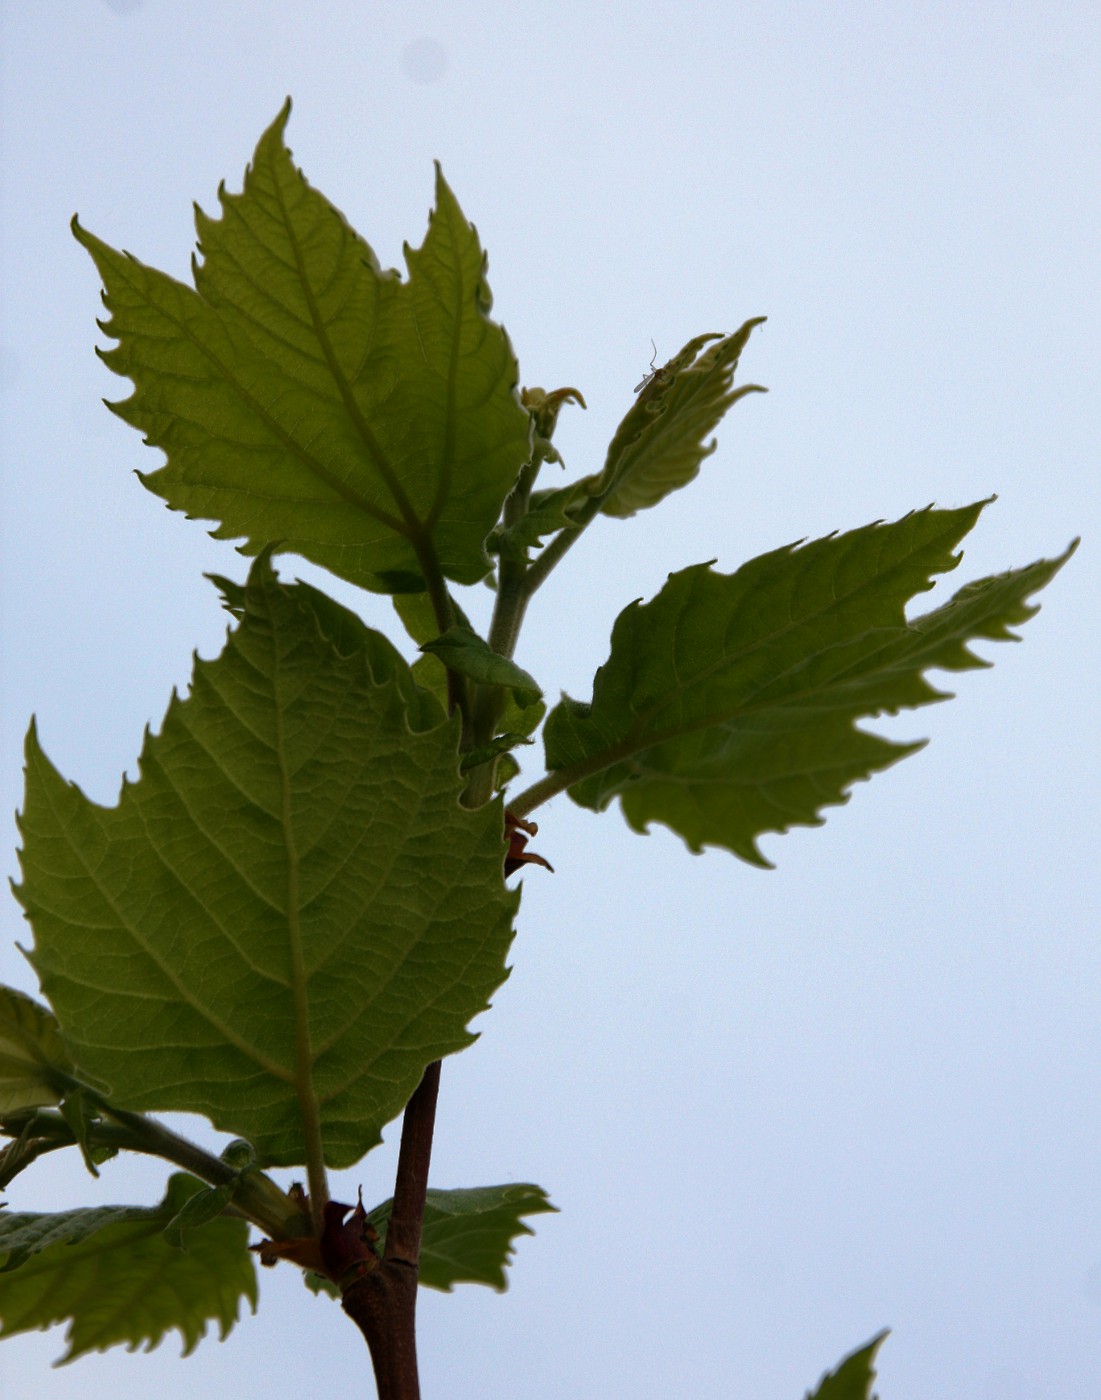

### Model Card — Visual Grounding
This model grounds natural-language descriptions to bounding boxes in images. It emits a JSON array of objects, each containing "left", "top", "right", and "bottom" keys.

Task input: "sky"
[{"left": 0, "top": 3, "right": 1098, "bottom": 1398}]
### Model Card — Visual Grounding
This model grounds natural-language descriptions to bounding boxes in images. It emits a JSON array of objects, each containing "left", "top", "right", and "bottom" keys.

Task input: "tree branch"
[{"left": 340, "top": 1061, "right": 441, "bottom": 1399}]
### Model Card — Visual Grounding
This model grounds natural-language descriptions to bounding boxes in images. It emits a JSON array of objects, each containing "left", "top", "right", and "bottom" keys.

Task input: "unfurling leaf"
[
  {"left": 0, "top": 986, "right": 74, "bottom": 1115},
  {"left": 582, "top": 321, "right": 766, "bottom": 519},
  {"left": 367, "top": 1183, "right": 556, "bottom": 1292},
  {"left": 16, "top": 555, "right": 518, "bottom": 1168},
  {"left": 420, "top": 626, "right": 542, "bottom": 707},
  {"left": 0, "top": 1173, "right": 255, "bottom": 1361},
  {"left": 544, "top": 502, "right": 1074, "bottom": 865},
  {"left": 74, "top": 100, "right": 531, "bottom": 595},
  {"left": 805, "top": 1331, "right": 889, "bottom": 1399}
]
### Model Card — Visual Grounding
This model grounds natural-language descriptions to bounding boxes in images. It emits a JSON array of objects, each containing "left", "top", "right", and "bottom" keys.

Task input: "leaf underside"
[
  {"left": 16, "top": 556, "right": 518, "bottom": 1167},
  {"left": 368, "top": 1183, "right": 556, "bottom": 1292},
  {"left": 588, "top": 321, "right": 767, "bottom": 518},
  {"left": 0, "top": 986, "right": 74, "bottom": 1115},
  {"left": 73, "top": 99, "right": 531, "bottom": 595},
  {"left": 545, "top": 501, "right": 1075, "bottom": 865},
  {"left": 0, "top": 1173, "right": 255, "bottom": 1362}
]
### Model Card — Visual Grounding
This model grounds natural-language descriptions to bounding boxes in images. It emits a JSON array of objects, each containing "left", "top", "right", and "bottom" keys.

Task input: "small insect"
[{"left": 634, "top": 339, "right": 660, "bottom": 394}]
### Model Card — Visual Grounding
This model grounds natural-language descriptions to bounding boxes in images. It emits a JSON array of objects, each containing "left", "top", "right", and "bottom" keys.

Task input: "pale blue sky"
[{"left": 1, "top": 4, "right": 1098, "bottom": 1398}]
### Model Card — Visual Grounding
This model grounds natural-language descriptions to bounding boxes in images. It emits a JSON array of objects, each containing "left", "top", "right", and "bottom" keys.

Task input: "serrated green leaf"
[
  {"left": 0, "top": 986, "right": 74, "bottom": 1115},
  {"left": 0, "top": 1173, "right": 255, "bottom": 1361},
  {"left": 73, "top": 101, "right": 531, "bottom": 595},
  {"left": 543, "top": 503, "right": 1074, "bottom": 865},
  {"left": 366, "top": 1183, "right": 556, "bottom": 1292},
  {"left": 420, "top": 626, "right": 542, "bottom": 706},
  {"left": 210, "top": 569, "right": 443, "bottom": 733},
  {"left": 16, "top": 554, "right": 518, "bottom": 1168},
  {"left": 806, "top": 1331, "right": 888, "bottom": 1399},
  {"left": 582, "top": 322, "right": 766, "bottom": 519}
]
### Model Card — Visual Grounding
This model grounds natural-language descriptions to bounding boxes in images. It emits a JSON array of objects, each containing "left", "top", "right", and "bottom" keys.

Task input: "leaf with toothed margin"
[
  {"left": 73, "top": 100, "right": 531, "bottom": 595},
  {"left": 15, "top": 552, "right": 518, "bottom": 1168},
  {"left": 805, "top": 1331, "right": 889, "bottom": 1399},
  {"left": 370, "top": 1183, "right": 556, "bottom": 1292},
  {"left": 543, "top": 501, "right": 1075, "bottom": 865},
  {"left": 303, "top": 1183, "right": 556, "bottom": 1299},
  {"left": 576, "top": 322, "right": 767, "bottom": 519},
  {"left": 0, "top": 1173, "right": 256, "bottom": 1363}
]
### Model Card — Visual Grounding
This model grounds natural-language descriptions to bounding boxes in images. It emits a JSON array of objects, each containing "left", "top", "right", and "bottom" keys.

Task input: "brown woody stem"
[{"left": 341, "top": 1061, "right": 442, "bottom": 1399}]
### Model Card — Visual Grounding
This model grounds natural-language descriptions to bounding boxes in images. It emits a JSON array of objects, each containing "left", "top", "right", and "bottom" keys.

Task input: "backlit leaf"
[
  {"left": 583, "top": 322, "right": 766, "bottom": 519},
  {"left": 0, "top": 1173, "right": 255, "bottom": 1361},
  {"left": 74, "top": 101, "right": 531, "bottom": 595},
  {"left": 0, "top": 986, "right": 74, "bottom": 1115},
  {"left": 16, "top": 555, "right": 518, "bottom": 1167},
  {"left": 544, "top": 503, "right": 1074, "bottom": 864},
  {"left": 367, "top": 1183, "right": 556, "bottom": 1292}
]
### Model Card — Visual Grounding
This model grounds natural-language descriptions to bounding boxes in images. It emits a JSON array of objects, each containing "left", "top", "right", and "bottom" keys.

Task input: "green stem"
[
  {"left": 70, "top": 1092, "right": 303, "bottom": 1239},
  {"left": 519, "top": 493, "right": 602, "bottom": 598},
  {"left": 504, "top": 768, "right": 573, "bottom": 820}
]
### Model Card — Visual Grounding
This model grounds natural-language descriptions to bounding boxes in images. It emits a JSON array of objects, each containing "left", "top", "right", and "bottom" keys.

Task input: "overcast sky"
[{"left": 1, "top": 3, "right": 1098, "bottom": 1398}]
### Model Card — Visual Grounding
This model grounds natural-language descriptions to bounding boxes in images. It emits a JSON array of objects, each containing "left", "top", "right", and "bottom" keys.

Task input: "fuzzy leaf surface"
[
  {"left": 16, "top": 556, "right": 517, "bottom": 1167},
  {"left": 367, "top": 1183, "right": 556, "bottom": 1292},
  {"left": 806, "top": 1331, "right": 888, "bottom": 1399},
  {"left": 582, "top": 322, "right": 766, "bottom": 519},
  {"left": 74, "top": 101, "right": 531, "bottom": 594},
  {"left": 0, "top": 1173, "right": 255, "bottom": 1361},
  {"left": 0, "top": 987, "right": 75, "bottom": 1115},
  {"left": 543, "top": 503, "right": 1074, "bottom": 864}
]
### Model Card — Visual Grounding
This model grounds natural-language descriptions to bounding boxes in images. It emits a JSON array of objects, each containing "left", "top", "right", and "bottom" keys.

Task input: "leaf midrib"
[
  {"left": 557, "top": 540, "right": 979, "bottom": 794},
  {"left": 265, "top": 586, "right": 325, "bottom": 1170},
  {"left": 30, "top": 742, "right": 288, "bottom": 1083},
  {"left": 102, "top": 242, "right": 405, "bottom": 535},
  {"left": 628, "top": 523, "right": 962, "bottom": 738},
  {"left": 269, "top": 162, "right": 429, "bottom": 546}
]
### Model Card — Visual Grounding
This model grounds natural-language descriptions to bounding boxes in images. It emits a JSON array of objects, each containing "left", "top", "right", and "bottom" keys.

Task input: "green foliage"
[
  {"left": 0, "top": 987, "right": 74, "bottom": 1115},
  {"left": 3, "top": 103, "right": 1074, "bottom": 1392},
  {"left": 585, "top": 322, "right": 767, "bottom": 519},
  {"left": 15, "top": 554, "right": 517, "bottom": 1168},
  {"left": 0, "top": 1174, "right": 256, "bottom": 1361},
  {"left": 806, "top": 1331, "right": 888, "bottom": 1399},
  {"left": 420, "top": 625, "right": 542, "bottom": 707},
  {"left": 542, "top": 503, "right": 1074, "bottom": 864},
  {"left": 73, "top": 100, "right": 530, "bottom": 597}
]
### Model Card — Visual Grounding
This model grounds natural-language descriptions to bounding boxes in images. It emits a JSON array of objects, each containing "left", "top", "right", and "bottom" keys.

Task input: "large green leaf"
[
  {"left": 73, "top": 100, "right": 531, "bottom": 594},
  {"left": 368, "top": 1183, "right": 556, "bottom": 1292},
  {"left": 0, "top": 1173, "right": 255, "bottom": 1361},
  {"left": 16, "top": 556, "right": 518, "bottom": 1167},
  {"left": 805, "top": 1331, "right": 888, "bottom": 1399},
  {"left": 580, "top": 322, "right": 766, "bottom": 519},
  {"left": 0, "top": 986, "right": 74, "bottom": 1115},
  {"left": 543, "top": 503, "right": 1074, "bottom": 865}
]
